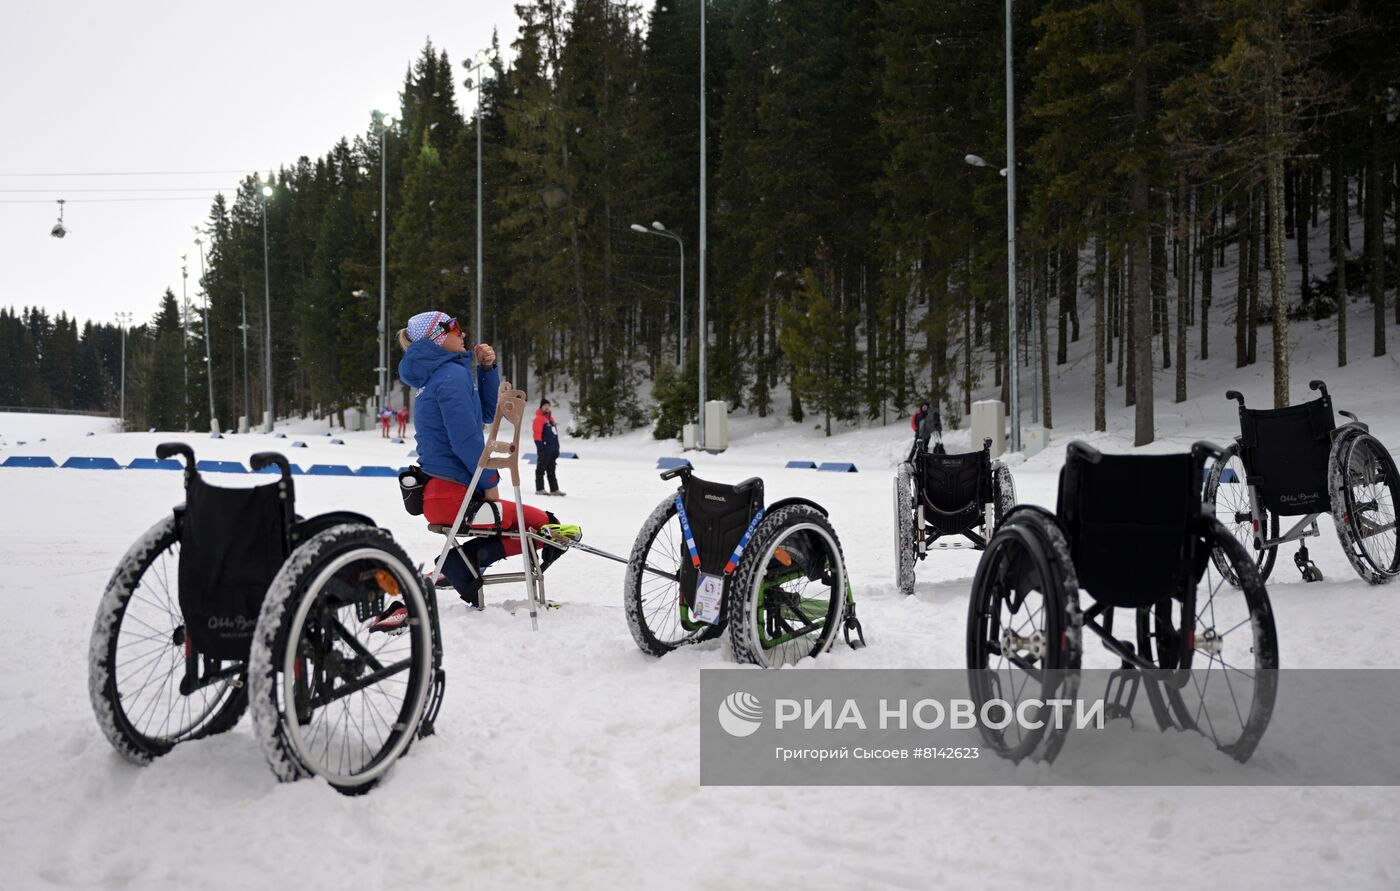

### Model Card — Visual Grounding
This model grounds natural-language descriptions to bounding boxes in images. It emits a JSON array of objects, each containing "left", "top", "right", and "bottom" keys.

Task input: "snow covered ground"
[{"left": 2, "top": 303, "right": 1398, "bottom": 890}]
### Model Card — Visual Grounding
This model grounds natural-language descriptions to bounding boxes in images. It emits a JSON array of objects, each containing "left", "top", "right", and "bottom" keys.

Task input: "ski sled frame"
[{"left": 426, "top": 380, "right": 677, "bottom": 629}]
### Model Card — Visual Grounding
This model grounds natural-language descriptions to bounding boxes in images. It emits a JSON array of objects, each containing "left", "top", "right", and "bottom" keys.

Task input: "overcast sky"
[{"left": 0, "top": 0, "right": 523, "bottom": 329}]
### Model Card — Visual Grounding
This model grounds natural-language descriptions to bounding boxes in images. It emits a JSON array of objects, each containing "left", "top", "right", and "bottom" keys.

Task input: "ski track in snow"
[{"left": 2, "top": 311, "right": 1399, "bottom": 890}]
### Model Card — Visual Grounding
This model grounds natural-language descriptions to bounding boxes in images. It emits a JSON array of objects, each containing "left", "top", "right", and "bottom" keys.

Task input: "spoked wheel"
[
  {"left": 624, "top": 494, "right": 723, "bottom": 656},
  {"left": 249, "top": 524, "right": 434, "bottom": 795},
  {"left": 894, "top": 463, "right": 916, "bottom": 596},
  {"left": 728, "top": 505, "right": 847, "bottom": 667},
  {"left": 992, "top": 461, "right": 1016, "bottom": 528},
  {"left": 1205, "top": 444, "right": 1278, "bottom": 585},
  {"left": 1330, "top": 431, "right": 1400, "bottom": 584},
  {"left": 1136, "top": 520, "right": 1279, "bottom": 762},
  {"left": 966, "top": 509, "right": 1082, "bottom": 762},
  {"left": 89, "top": 514, "right": 247, "bottom": 764}
]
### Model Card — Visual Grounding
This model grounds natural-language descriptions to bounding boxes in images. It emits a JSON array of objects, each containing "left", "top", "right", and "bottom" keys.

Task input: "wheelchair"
[
  {"left": 893, "top": 428, "right": 1016, "bottom": 595},
  {"left": 965, "top": 441, "right": 1279, "bottom": 764},
  {"left": 1205, "top": 380, "right": 1398, "bottom": 585},
  {"left": 89, "top": 444, "right": 444, "bottom": 795},
  {"left": 624, "top": 463, "right": 865, "bottom": 667}
]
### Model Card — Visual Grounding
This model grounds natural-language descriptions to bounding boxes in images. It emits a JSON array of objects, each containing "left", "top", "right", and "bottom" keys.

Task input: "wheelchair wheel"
[
  {"left": 728, "top": 505, "right": 847, "bottom": 667},
  {"left": 624, "top": 494, "right": 723, "bottom": 656},
  {"left": 89, "top": 515, "right": 248, "bottom": 764},
  {"left": 1204, "top": 444, "right": 1278, "bottom": 585},
  {"left": 1329, "top": 430, "right": 1400, "bottom": 584},
  {"left": 894, "top": 463, "right": 916, "bottom": 596},
  {"left": 249, "top": 524, "right": 433, "bottom": 795},
  {"left": 966, "top": 509, "right": 1082, "bottom": 762},
  {"left": 1136, "top": 520, "right": 1278, "bottom": 761},
  {"left": 992, "top": 461, "right": 1016, "bottom": 528}
]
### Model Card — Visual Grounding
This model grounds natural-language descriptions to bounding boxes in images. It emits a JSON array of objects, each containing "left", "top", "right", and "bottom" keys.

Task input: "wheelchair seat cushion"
[
  {"left": 1238, "top": 396, "right": 1335, "bottom": 516},
  {"left": 178, "top": 476, "right": 289, "bottom": 661},
  {"left": 1058, "top": 451, "right": 1202, "bottom": 609},
  {"left": 919, "top": 450, "right": 988, "bottom": 534},
  {"left": 679, "top": 475, "right": 763, "bottom": 599}
]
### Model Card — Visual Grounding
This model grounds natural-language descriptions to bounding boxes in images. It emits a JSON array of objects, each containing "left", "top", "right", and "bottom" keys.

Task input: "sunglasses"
[{"left": 437, "top": 317, "right": 462, "bottom": 337}]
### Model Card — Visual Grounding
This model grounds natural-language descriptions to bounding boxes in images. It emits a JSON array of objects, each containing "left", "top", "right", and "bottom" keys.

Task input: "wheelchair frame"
[
  {"left": 895, "top": 431, "right": 1014, "bottom": 596},
  {"left": 1215, "top": 379, "right": 1397, "bottom": 583},
  {"left": 967, "top": 440, "right": 1279, "bottom": 764},
  {"left": 625, "top": 461, "right": 865, "bottom": 662}
]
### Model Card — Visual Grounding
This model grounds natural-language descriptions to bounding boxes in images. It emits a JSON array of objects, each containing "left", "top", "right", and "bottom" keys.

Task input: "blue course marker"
[
  {"left": 784, "top": 460, "right": 817, "bottom": 469},
  {"left": 306, "top": 464, "right": 356, "bottom": 477},
  {"left": 196, "top": 460, "right": 248, "bottom": 474},
  {"left": 818, "top": 462, "right": 858, "bottom": 473},
  {"left": 560, "top": 452, "right": 579, "bottom": 459},
  {"left": 127, "top": 458, "right": 182, "bottom": 471},
  {"left": 254, "top": 463, "right": 304, "bottom": 475},
  {"left": 657, "top": 457, "right": 692, "bottom": 471},
  {"left": 61, "top": 457, "right": 122, "bottom": 470},
  {"left": 2, "top": 456, "right": 58, "bottom": 468},
  {"left": 355, "top": 465, "right": 398, "bottom": 477},
  {"left": 1202, "top": 467, "right": 1239, "bottom": 485}
]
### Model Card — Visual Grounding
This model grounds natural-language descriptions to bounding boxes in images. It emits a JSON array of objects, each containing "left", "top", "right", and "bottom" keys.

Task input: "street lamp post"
[
  {"left": 193, "top": 231, "right": 219, "bottom": 433},
  {"left": 629, "top": 222, "right": 685, "bottom": 368},
  {"left": 239, "top": 289, "right": 250, "bottom": 429},
  {"left": 463, "top": 47, "right": 497, "bottom": 346},
  {"left": 258, "top": 176, "right": 274, "bottom": 433},
  {"left": 373, "top": 111, "right": 396, "bottom": 409},
  {"left": 698, "top": 0, "right": 709, "bottom": 449},
  {"left": 115, "top": 311, "right": 132, "bottom": 429},
  {"left": 180, "top": 254, "right": 190, "bottom": 429}
]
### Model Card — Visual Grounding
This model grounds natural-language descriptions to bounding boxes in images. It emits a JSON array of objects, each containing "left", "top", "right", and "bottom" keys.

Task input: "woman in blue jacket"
[{"left": 392, "top": 310, "right": 550, "bottom": 611}]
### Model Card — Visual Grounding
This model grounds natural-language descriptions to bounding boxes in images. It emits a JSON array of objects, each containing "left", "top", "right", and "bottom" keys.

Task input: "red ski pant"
[{"left": 423, "top": 477, "right": 549, "bottom": 559}]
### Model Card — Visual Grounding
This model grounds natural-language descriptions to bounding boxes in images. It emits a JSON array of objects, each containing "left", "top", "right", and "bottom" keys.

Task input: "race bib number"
[{"left": 693, "top": 572, "right": 725, "bottom": 625}]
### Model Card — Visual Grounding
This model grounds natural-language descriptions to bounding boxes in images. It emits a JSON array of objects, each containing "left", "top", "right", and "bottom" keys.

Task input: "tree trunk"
[
  {"left": 1175, "top": 171, "right": 1188, "bottom": 402},
  {"left": 1248, "top": 190, "right": 1260, "bottom": 365},
  {"left": 1200, "top": 197, "right": 1215, "bottom": 362},
  {"left": 1117, "top": 244, "right": 1127, "bottom": 390},
  {"left": 1057, "top": 247, "right": 1069, "bottom": 365},
  {"left": 1039, "top": 255, "right": 1052, "bottom": 429},
  {"left": 1152, "top": 207, "right": 1169, "bottom": 368},
  {"left": 1369, "top": 114, "right": 1387, "bottom": 356},
  {"left": 1236, "top": 196, "right": 1248, "bottom": 367},
  {"left": 1334, "top": 147, "right": 1348, "bottom": 367},
  {"left": 1295, "top": 166, "right": 1311, "bottom": 305},
  {"left": 1265, "top": 58, "right": 1290, "bottom": 409},
  {"left": 1094, "top": 233, "right": 1106, "bottom": 432}
]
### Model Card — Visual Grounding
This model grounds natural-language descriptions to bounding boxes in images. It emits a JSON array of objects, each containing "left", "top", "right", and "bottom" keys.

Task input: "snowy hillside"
[{"left": 1, "top": 303, "right": 1398, "bottom": 890}]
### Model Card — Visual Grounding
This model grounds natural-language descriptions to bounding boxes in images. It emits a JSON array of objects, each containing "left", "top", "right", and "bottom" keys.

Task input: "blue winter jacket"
[{"left": 398, "top": 339, "right": 501, "bottom": 491}]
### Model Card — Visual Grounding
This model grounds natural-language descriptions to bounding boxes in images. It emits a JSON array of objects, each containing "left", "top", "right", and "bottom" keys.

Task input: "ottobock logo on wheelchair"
[
  {"left": 703, "top": 493, "right": 728, "bottom": 503},
  {"left": 1278, "top": 491, "right": 1320, "bottom": 505},
  {"left": 207, "top": 614, "right": 256, "bottom": 633}
]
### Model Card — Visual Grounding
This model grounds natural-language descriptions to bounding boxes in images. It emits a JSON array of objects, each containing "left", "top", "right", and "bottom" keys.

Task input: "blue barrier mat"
[
  {"left": 61, "top": 456, "right": 122, "bottom": 470},
  {"left": 355, "top": 465, "right": 398, "bottom": 477},
  {"left": 1202, "top": 467, "right": 1239, "bottom": 484},
  {"left": 127, "top": 458, "right": 182, "bottom": 471},
  {"left": 306, "top": 464, "right": 356, "bottom": 476},
  {"left": 196, "top": 460, "right": 248, "bottom": 474},
  {"left": 784, "top": 460, "right": 818, "bottom": 469},
  {"left": 254, "top": 463, "right": 304, "bottom": 475},
  {"left": 2, "top": 456, "right": 57, "bottom": 468},
  {"left": 657, "top": 457, "right": 692, "bottom": 470},
  {"left": 818, "top": 462, "right": 858, "bottom": 473}
]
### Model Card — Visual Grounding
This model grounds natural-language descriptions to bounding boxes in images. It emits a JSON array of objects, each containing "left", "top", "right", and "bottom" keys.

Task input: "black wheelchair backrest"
[
  {"left": 919, "top": 447, "right": 989, "bottom": 534},
  {"left": 1057, "top": 442, "right": 1206, "bottom": 609},
  {"left": 157, "top": 443, "right": 297, "bottom": 661},
  {"left": 678, "top": 473, "right": 764, "bottom": 593},
  {"left": 1234, "top": 392, "right": 1335, "bottom": 516}
]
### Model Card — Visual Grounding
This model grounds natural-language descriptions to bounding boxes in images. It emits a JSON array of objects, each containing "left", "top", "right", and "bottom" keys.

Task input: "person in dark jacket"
[
  {"left": 532, "top": 398, "right": 565, "bottom": 496},
  {"left": 379, "top": 310, "right": 552, "bottom": 621}
]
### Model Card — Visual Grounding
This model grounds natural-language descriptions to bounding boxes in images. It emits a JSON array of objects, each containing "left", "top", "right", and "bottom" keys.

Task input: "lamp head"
[{"left": 629, "top": 223, "right": 647, "bottom": 233}]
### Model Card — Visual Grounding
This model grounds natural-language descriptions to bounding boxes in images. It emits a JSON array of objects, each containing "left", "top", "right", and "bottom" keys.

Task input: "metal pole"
[
  {"left": 475, "top": 83, "right": 484, "bottom": 346},
  {"left": 241, "top": 288, "right": 250, "bottom": 424},
  {"left": 115, "top": 312, "right": 130, "bottom": 429},
  {"left": 180, "top": 259, "right": 190, "bottom": 429},
  {"left": 1004, "top": 0, "right": 1021, "bottom": 453},
  {"left": 697, "top": 0, "right": 708, "bottom": 449},
  {"left": 261, "top": 197, "right": 273, "bottom": 432},
  {"left": 678, "top": 236, "right": 685, "bottom": 369},
  {"left": 379, "top": 122, "right": 389, "bottom": 410},
  {"left": 195, "top": 238, "right": 218, "bottom": 433}
]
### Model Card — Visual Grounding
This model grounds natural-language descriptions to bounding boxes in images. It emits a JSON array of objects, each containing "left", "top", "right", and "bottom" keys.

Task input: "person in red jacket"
[
  {"left": 911, "top": 402, "right": 930, "bottom": 433},
  {"left": 532, "top": 398, "right": 564, "bottom": 496},
  {"left": 396, "top": 405, "right": 409, "bottom": 438}
]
